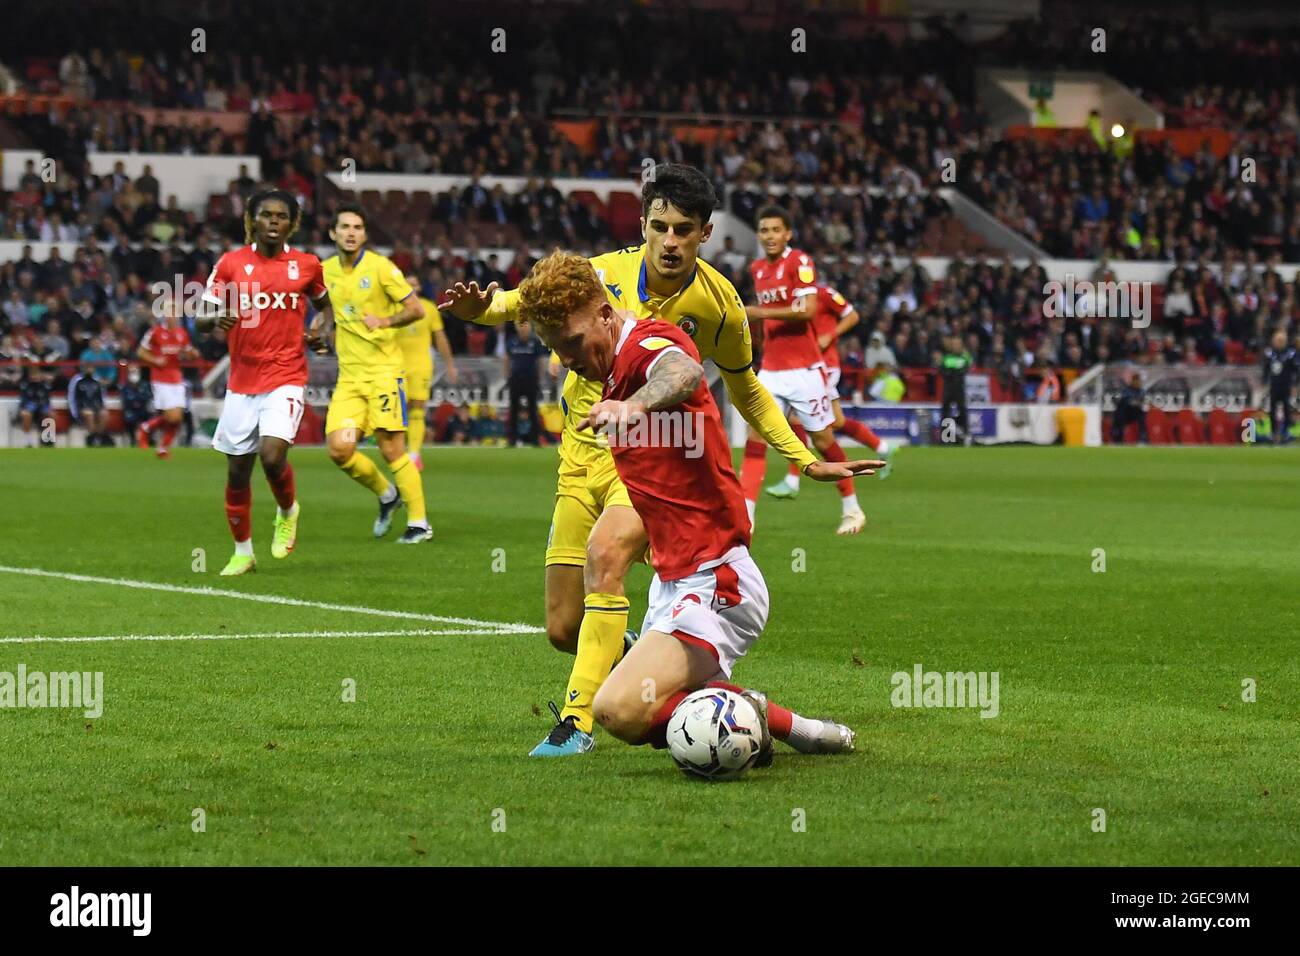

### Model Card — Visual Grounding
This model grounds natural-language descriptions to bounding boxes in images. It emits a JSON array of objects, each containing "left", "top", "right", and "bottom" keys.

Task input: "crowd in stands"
[
  {"left": 3, "top": 2, "right": 1300, "bottom": 441},
  {"left": 9, "top": 4, "right": 1300, "bottom": 269}
]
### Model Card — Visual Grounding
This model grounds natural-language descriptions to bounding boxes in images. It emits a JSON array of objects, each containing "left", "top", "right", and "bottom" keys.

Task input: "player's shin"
[
  {"left": 340, "top": 451, "right": 391, "bottom": 497},
  {"left": 740, "top": 440, "right": 768, "bottom": 520},
  {"left": 704, "top": 680, "right": 850, "bottom": 755},
  {"left": 638, "top": 689, "right": 690, "bottom": 748},
  {"left": 266, "top": 462, "right": 296, "bottom": 514},
  {"left": 560, "top": 593, "right": 630, "bottom": 734},
  {"left": 390, "top": 453, "right": 427, "bottom": 527},
  {"left": 407, "top": 413, "right": 425, "bottom": 457},
  {"left": 224, "top": 485, "right": 253, "bottom": 554},
  {"left": 821, "top": 440, "right": 861, "bottom": 514},
  {"left": 838, "top": 417, "right": 882, "bottom": 450}
]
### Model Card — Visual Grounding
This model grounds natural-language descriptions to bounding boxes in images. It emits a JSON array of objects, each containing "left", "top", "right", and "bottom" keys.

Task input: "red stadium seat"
[
  {"left": 296, "top": 403, "right": 324, "bottom": 445},
  {"left": 1173, "top": 409, "right": 1205, "bottom": 444},
  {"left": 1224, "top": 341, "right": 1246, "bottom": 364},
  {"left": 432, "top": 401, "right": 456, "bottom": 441},
  {"left": 901, "top": 368, "right": 935, "bottom": 400},
  {"left": 1145, "top": 408, "right": 1172, "bottom": 444},
  {"left": 1207, "top": 408, "right": 1242, "bottom": 444},
  {"left": 607, "top": 191, "right": 643, "bottom": 244}
]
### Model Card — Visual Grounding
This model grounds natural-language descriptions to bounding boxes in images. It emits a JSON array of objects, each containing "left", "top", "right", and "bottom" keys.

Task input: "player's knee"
[
  {"left": 592, "top": 686, "right": 643, "bottom": 743},
  {"left": 259, "top": 445, "right": 287, "bottom": 474},
  {"left": 546, "top": 620, "right": 578, "bottom": 654},
  {"left": 326, "top": 439, "right": 353, "bottom": 466},
  {"left": 585, "top": 537, "right": 635, "bottom": 593},
  {"left": 810, "top": 427, "right": 836, "bottom": 452}
]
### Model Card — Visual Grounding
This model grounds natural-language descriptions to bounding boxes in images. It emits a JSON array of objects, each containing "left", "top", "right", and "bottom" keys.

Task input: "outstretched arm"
[{"left": 438, "top": 281, "right": 519, "bottom": 326}]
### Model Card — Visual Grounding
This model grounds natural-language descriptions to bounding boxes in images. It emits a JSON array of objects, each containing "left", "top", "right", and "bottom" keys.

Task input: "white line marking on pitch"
[
  {"left": 0, "top": 629, "right": 517, "bottom": 645},
  {"left": 0, "top": 565, "right": 543, "bottom": 635}
]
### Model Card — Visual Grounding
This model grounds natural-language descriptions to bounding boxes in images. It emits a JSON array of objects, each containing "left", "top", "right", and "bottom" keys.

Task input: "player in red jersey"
[
  {"left": 196, "top": 188, "right": 332, "bottom": 576},
  {"left": 136, "top": 298, "right": 199, "bottom": 458},
  {"left": 741, "top": 207, "right": 866, "bottom": 535},
  {"left": 767, "top": 282, "right": 894, "bottom": 499},
  {"left": 519, "top": 251, "right": 880, "bottom": 760}
]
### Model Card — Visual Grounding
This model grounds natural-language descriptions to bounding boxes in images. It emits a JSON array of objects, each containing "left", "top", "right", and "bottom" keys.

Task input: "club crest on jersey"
[
  {"left": 677, "top": 316, "right": 699, "bottom": 338},
  {"left": 288, "top": 260, "right": 300, "bottom": 280},
  {"left": 359, "top": 276, "right": 372, "bottom": 290},
  {"left": 671, "top": 594, "right": 702, "bottom": 619}
]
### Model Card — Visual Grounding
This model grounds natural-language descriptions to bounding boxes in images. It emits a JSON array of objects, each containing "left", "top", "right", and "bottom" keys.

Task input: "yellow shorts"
[
  {"left": 545, "top": 436, "right": 633, "bottom": 567},
  {"left": 325, "top": 375, "right": 408, "bottom": 436},
  {"left": 404, "top": 367, "right": 432, "bottom": 403}
]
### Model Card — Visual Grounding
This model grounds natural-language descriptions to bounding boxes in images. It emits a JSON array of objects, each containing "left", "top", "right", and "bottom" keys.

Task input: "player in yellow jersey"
[
  {"left": 397, "top": 273, "right": 458, "bottom": 472},
  {"left": 319, "top": 204, "right": 432, "bottom": 544},
  {"left": 441, "top": 164, "right": 863, "bottom": 756}
]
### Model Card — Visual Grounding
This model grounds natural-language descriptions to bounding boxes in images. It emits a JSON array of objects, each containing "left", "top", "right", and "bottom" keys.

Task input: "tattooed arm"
[
  {"left": 581, "top": 349, "right": 703, "bottom": 431},
  {"left": 627, "top": 350, "right": 704, "bottom": 412}
]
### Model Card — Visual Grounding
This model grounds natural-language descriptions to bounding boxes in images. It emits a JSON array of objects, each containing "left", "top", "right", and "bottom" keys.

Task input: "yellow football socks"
[
  {"left": 340, "top": 451, "right": 390, "bottom": 497},
  {"left": 560, "top": 592, "right": 630, "bottom": 733},
  {"left": 390, "top": 453, "right": 427, "bottom": 525},
  {"left": 408, "top": 415, "right": 425, "bottom": 456}
]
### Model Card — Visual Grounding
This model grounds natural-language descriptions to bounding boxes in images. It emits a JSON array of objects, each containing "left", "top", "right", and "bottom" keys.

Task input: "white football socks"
[
  {"left": 841, "top": 493, "right": 860, "bottom": 515},
  {"left": 783, "top": 714, "right": 831, "bottom": 754}
]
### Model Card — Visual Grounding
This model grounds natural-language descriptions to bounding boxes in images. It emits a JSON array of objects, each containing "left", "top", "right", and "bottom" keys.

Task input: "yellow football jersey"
[
  {"left": 398, "top": 296, "right": 443, "bottom": 375},
  {"left": 487, "top": 245, "right": 750, "bottom": 445},
  {"left": 322, "top": 250, "right": 414, "bottom": 381}
]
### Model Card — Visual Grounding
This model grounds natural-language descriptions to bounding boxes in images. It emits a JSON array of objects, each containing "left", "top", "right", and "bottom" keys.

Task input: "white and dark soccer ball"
[{"left": 666, "top": 688, "right": 763, "bottom": 780}]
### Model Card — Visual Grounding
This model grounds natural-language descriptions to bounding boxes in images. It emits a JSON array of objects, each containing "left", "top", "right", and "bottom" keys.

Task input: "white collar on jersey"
[{"left": 613, "top": 315, "right": 637, "bottom": 356}]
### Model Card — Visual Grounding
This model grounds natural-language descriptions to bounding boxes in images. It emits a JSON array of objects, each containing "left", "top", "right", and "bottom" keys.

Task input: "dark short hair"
[
  {"left": 641, "top": 163, "right": 717, "bottom": 225},
  {"left": 333, "top": 201, "right": 367, "bottom": 229},
  {"left": 756, "top": 206, "right": 792, "bottom": 229},
  {"left": 248, "top": 187, "right": 299, "bottom": 222},
  {"left": 244, "top": 188, "right": 301, "bottom": 242}
]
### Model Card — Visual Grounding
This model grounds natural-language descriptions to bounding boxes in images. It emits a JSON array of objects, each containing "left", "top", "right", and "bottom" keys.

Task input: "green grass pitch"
[{"left": 0, "top": 444, "right": 1296, "bottom": 866}]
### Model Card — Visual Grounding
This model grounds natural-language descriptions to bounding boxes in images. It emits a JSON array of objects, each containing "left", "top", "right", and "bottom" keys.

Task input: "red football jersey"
[
  {"left": 749, "top": 246, "right": 822, "bottom": 371},
  {"left": 812, "top": 284, "right": 854, "bottom": 369},
  {"left": 140, "top": 323, "right": 191, "bottom": 384},
  {"left": 202, "top": 243, "right": 326, "bottom": 394},
  {"left": 604, "top": 319, "right": 750, "bottom": 581}
]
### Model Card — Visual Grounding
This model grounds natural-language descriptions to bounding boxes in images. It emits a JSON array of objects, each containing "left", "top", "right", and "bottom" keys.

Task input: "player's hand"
[
  {"left": 362, "top": 315, "right": 389, "bottom": 331},
  {"left": 817, "top": 333, "right": 833, "bottom": 351},
  {"left": 446, "top": 363, "right": 460, "bottom": 385},
  {"left": 216, "top": 313, "right": 238, "bottom": 332},
  {"left": 305, "top": 315, "right": 333, "bottom": 354},
  {"left": 578, "top": 399, "right": 645, "bottom": 433},
  {"left": 803, "top": 458, "right": 886, "bottom": 481},
  {"left": 438, "top": 281, "right": 499, "bottom": 320}
]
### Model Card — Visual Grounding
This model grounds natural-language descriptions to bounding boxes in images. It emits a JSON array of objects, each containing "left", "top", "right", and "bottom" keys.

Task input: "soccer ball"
[{"left": 666, "top": 688, "right": 764, "bottom": 780}]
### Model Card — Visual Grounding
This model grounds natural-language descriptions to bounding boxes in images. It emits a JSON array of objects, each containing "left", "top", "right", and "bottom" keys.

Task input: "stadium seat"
[
  {"left": 901, "top": 368, "right": 936, "bottom": 400},
  {"left": 607, "top": 191, "right": 643, "bottom": 244},
  {"left": 1173, "top": 409, "right": 1206, "bottom": 444},
  {"left": 466, "top": 327, "right": 488, "bottom": 356},
  {"left": 1207, "top": 408, "right": 1242, "bottom": 444},
  {"left": 296, "top": 403, "right": 324, "bottom": 445},
  {"left": 1145, "top": 408, "right": 1171, "bottom": 444},
  {"left": 432, "top": 401, "right": 456, "bottom": 441}
]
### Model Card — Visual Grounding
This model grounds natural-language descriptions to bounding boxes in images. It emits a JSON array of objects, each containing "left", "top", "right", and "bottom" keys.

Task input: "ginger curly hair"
[{"left": 517, "top": 250, "right": 605, "bottom": 330}]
